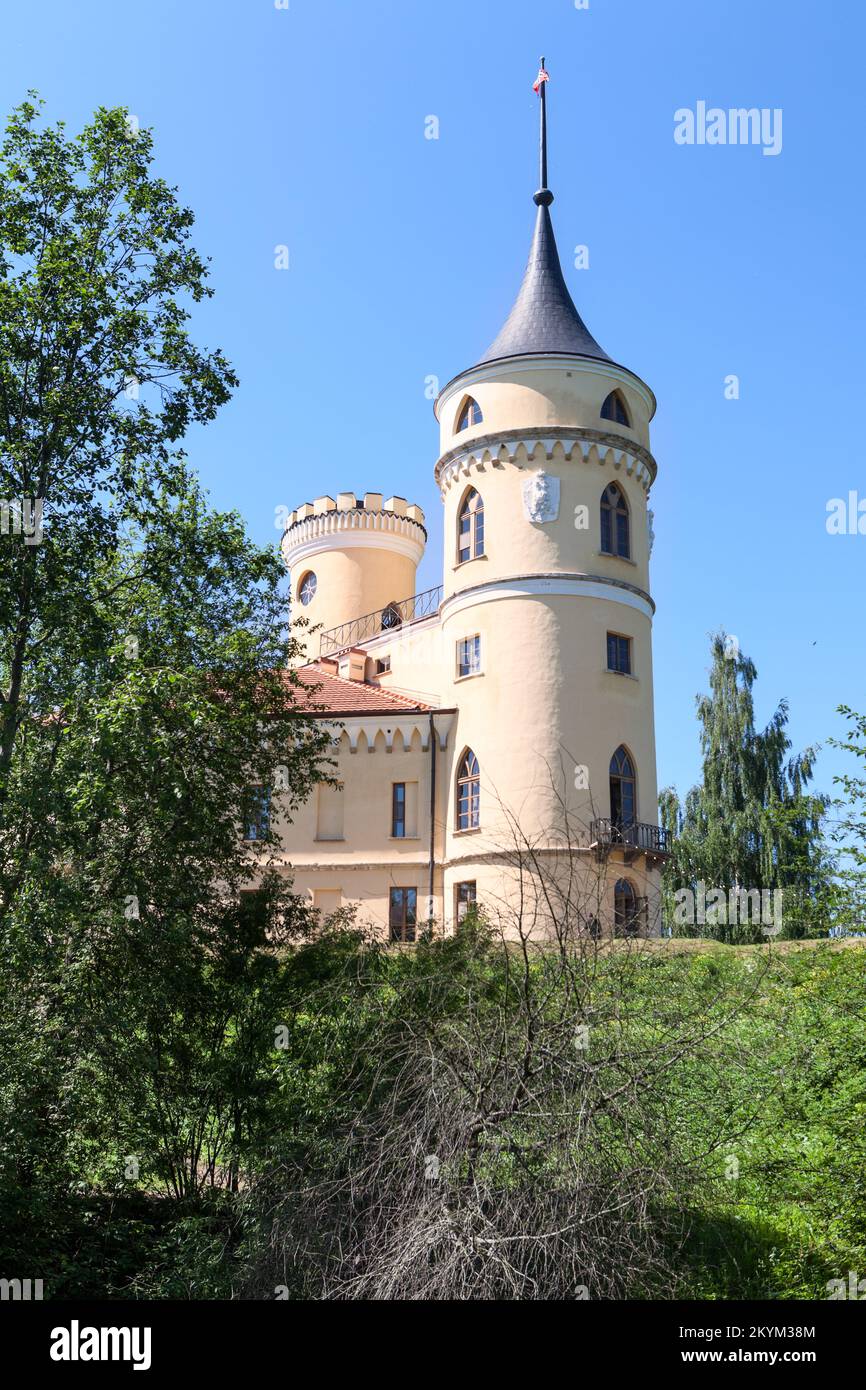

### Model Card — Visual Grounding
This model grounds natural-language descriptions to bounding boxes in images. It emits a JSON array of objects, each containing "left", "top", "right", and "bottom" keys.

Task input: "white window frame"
[{"left": 455, "top": 634, "right": 482, "bottom": 680}]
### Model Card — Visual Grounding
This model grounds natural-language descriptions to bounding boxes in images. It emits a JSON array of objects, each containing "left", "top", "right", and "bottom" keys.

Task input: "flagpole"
[{"left": 539, "top": 55, "right": 548, "bottom": 190}]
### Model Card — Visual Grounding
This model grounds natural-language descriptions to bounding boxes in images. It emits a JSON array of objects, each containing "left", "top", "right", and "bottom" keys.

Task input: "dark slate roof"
[{"left": 477, "top": 192, "right": 610, "bottom": 367}]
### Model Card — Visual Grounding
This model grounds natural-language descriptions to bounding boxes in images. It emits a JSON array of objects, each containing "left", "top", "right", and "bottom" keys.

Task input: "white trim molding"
[{"left": 440, "top": 573, "right": 655, "bottom": 622}]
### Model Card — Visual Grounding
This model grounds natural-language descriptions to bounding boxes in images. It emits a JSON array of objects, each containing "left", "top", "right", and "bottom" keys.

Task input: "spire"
[{"left": 476, "top": 59, "right": 610, "bottom": 368}]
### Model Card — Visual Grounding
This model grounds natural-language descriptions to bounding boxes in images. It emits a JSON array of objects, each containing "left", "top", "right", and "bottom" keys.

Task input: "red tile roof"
[{"left": 290, "top": 663, "right": 436, "bottom": 716}]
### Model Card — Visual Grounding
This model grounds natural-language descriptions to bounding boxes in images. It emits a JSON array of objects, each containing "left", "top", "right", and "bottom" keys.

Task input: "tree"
[
  {"left": 824, "top": 706, "right": 866, "bottom": 934},
  {"left": 0, "top": 99, "right": 331, "bottom": 1205},
  {"left": 659, "top": 633, "right": 829, "bottom": 940}
]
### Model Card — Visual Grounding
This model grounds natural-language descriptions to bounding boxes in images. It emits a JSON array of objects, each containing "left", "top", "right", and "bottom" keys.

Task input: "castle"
[{"left": 273, "top": 77, "right": 671, "bottom": 941}]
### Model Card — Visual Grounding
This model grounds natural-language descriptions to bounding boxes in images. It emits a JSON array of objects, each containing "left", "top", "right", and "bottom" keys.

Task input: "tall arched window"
[
  {"left": 381, "top": 602, "right": 402, "bottom": 630},
  {"left": 457, "top": 488, "right": 485, "bottom": 563},
  {"left": 600, "top": 483, "right": 630, "bottom": 559},
  {"left": 614, "top": 878, "right": 640, "bottom": 936},
  {"left": 456, "top": 748, "right": 480, "bottom": 831},
  {"left": 609, "top": 746, "right": 636, "bottom": 830},
  {"left": 456, "top": 397, "right": 483, "bottom": 432},
  {"left": 601, "top": 390, "right": 630, "bottom": 427}
]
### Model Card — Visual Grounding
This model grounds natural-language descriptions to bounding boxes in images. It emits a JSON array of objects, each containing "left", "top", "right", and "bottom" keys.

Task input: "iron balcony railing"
[
  {"left": 319, "top": 584, "right": 444, "bottom": 657},
  {"left": 590, "top": 818, "right": 672, "bottom": 857}
]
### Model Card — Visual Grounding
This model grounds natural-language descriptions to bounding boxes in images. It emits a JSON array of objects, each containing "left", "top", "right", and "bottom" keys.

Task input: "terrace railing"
[
  {"left": 319, "top": 585, "right": 443, "bottom": 657},
  {"left": 590, "top": 818, "right": 672, "bottom": 858}
]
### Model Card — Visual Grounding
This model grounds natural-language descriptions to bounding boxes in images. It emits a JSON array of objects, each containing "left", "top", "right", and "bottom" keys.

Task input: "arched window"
[
  {"left": 457, "top": 488, "right": 485, "bottom": 563},
  {"left": 298, "top": 571, "right": 317, "bottom": 606},
  {"left": 600, "top": 483, "right": 630, "bottom": 559},
  {"left": 456, "top": 397, "right": 483, "bottom": 432},
  {"left": 456, "top": 748, "right": 480, "bottom": 831},
  {"left": 381, "top": 602, "right": 402, "bottom": 631},
  {"left": 601, "top": 390, "right": 630, "bottom": 427},
  {"left": 609, "top": 746, "right": 636, "bottom": 830},
  {"left": 614, "top": 879, "right": 640, "bottom": 936}
]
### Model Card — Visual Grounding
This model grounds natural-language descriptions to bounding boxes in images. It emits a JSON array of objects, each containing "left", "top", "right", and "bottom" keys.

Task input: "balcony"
[
  {"left": 319, "top": 585, "right": 443, "bottom": 658},
  {"left": 590, "top": 818, "right": 672, "bottom": 866}
]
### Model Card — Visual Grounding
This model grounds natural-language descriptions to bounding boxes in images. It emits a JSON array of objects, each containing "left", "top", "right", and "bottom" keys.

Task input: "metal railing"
[
  {"left": 319, "top": 585, "right": 444, "bottom": 657},
  {"left": 590, "top": 818, "right": 672, "bottom": 857}
]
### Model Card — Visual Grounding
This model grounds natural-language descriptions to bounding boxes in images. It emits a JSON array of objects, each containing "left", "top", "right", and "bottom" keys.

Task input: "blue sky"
[{"left": 2, "top": 0, "right": 864, "bottom": 810}]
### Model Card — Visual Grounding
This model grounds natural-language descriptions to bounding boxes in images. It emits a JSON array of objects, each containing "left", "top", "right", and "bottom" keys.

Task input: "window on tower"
[
  {"left": 298, "top": 571, "right": 317, "bottom": 606},
  {"left": 607, "top": 632, "right": 633, "bottom": 675},
  {"left": 456, "top": 397, "right": 483, "bottom": 432},
  {"left": 456, "top": 634, "right": 482, "bottom": 679},
  {"left": 600, "top": 390, "right": 631, "bottom": 427},
  {"left": 614, "top": 878, "right": 644, "bottom": 936},
  {"left": 457, "top": 488, "right": 485, "bottom": 563},
  {"left": 456, "top": 748, "right": 480, "bottom": 831},
  {"left": 609, "top": 746, "right": 636, "bottom": 830},
  {"left": 600, "top": 483, "right": 630, "bottom": 559}
]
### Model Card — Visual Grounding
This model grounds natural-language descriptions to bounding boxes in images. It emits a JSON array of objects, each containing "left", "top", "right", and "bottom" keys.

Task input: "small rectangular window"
[
  {"left": 456, "top": 634, "right": 481, "bottom": 678},
  {"left": 455, "top": 880, "right": 477, "bottom": 924},
  {"left": 242, "top": 786, "right": 270, "bottom": 842},
  {"left": 607, "top": 633, "right": 632, "bottom": 675},
  {"left": 392, "top": 782, "right": 406, "bottom": 838},
  {"left": 389, "top": 887, "right": 417, "bottom": 943},
  {"left": 375, "top": 656, "right": 391, "bottom": 675}
]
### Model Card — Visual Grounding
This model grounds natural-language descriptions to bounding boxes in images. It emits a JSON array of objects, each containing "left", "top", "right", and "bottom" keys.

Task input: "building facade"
[{"left": 275, "top": 100, "right": 671, "bottom": 941}]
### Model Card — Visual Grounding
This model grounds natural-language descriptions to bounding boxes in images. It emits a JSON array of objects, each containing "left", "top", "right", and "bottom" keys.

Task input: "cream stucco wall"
[
  {"left": 272, "top": 352, "right": 665, "bottom": 941},
  {"left": 282, "top": 496, "right": 427, "bottom": 664}
]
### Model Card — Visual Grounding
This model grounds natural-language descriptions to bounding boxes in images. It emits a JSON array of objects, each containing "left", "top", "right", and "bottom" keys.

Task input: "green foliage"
[
  {"left": 0, "top": 100, "right": 331, "bottom": 1215},
  {"left": 660, "top": 633, "right": 831, "bottom": 940}
]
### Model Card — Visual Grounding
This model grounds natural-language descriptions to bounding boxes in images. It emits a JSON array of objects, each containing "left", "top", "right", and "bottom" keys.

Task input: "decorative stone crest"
[{"left": 522, "top": 471, "right": 560, "bottom": 524}]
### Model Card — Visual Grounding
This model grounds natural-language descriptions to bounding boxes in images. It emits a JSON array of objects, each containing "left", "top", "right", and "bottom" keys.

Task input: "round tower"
[
  {"left": 434, "top": 66, "right": 665, "bottom": 934},
  {"left": 281, "top": 492, "right": 426, "bottom": 664}
]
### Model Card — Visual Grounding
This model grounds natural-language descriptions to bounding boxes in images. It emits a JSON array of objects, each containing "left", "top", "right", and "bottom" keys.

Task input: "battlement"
[{"left": 284, "top": 493, "right": 426, "bottom": 533}]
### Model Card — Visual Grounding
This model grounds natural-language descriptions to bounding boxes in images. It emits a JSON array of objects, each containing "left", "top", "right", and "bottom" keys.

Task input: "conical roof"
[{"left": 478, "top": 189, "right": 610, "bottom": 367}]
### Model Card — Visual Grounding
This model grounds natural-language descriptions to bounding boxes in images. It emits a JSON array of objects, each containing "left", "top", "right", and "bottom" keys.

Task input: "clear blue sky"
[{"left": 3, "top": 0, "right": 864, "bottom": 809}]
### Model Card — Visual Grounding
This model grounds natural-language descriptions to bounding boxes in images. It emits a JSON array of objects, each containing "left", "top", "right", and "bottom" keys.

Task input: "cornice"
[
  {"left": 434, "top": 427, "right": 658, "bottom": 496},
  {"left": 316, "top": 710, "right": 456, "bottom": 753},
  {"left": 282, "top": 507, "right": 427, "bottom": 567}
]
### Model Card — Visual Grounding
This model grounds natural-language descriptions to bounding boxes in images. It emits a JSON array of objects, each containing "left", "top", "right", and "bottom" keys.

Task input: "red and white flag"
[{"left": 533, "top": 65, "right": 549, "bottom": 93}]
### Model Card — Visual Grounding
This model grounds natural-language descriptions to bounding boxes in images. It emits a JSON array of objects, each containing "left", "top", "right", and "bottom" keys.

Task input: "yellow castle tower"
[{"left": 274, "top": 65, "right": 670, "bottom": 939}]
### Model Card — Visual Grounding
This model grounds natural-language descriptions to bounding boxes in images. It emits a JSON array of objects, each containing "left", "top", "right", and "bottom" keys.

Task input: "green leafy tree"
[
  {"left": 824, "top": 706, "right": 866, "bottom": 934},
  {"left": 659, "top": 633, "right": 829, "bottom": 940},
  {"left": 0, "top": 99, "right": 331, "bottom": 1204}
]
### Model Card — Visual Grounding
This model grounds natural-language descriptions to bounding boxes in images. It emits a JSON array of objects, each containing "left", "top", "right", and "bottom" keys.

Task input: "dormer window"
[
  {"left": 600, "top": 390, "right": 631, "bottom": 428},
  {"left": 456, "top": 397, "right": 483, "bottom": 432}
]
